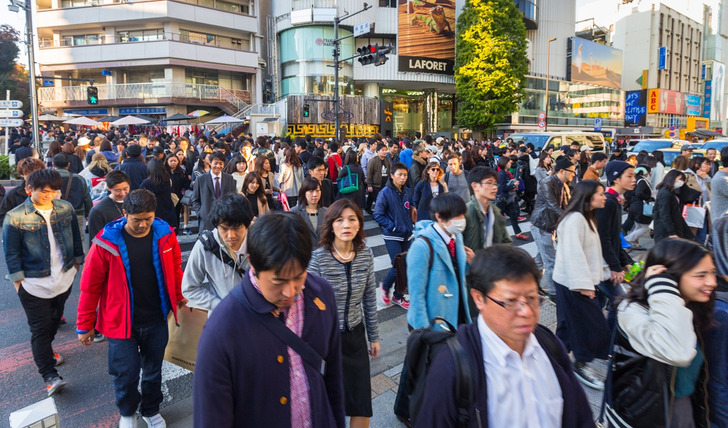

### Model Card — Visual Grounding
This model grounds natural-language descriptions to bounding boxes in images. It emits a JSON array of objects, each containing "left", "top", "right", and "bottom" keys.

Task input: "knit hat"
[
  {"left": 605, "top": 160, "right": 633, "bottom": 185},
  {"left": 554, "top": 158, "right": 574, "bottom": 172}
]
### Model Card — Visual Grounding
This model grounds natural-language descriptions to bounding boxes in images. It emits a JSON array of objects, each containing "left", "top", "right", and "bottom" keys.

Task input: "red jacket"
[
  {"left": 77, "top": 217, "right": 184, "bottom": 339},
  {"left": 328, "top": 154, "right": 342, "bottom": 182}
]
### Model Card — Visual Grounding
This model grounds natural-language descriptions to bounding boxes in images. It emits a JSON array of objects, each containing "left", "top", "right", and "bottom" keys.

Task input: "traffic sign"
[
  {"left": 42, "top": 79, "right": 54, "bottom": 86},
  {"left": 669, "top": 131, "right": 676, "bottom": 137},
  {"left": 0, "top": 119, "right": 24, "bottom": 127},
  {"left": 538, "top": 121, "right": 546, "bottom": 129},
  {"left": 0, "top": 100, "right": 22, "bottom": 109},
  {"left": 353, "top": 22, "right": 371, "bottom": 37},
  {"left": 0, "top": 109, "right": 23, "bottom": 118},
  {"left": 669, "top": 126, "right": 676, "bottom": 131},
  {"left": 538, "top": 112, "right": 546, "bottom": 120},
  {"left": 594, "top": 118, "right": 602, "bottom": 131}
]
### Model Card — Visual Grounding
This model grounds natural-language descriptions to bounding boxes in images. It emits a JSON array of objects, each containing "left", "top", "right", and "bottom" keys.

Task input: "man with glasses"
[
  {"left": 415, "top": 245, "right": 593, "bottom": 427},
  {"left": 530, "top": 158, "right": 575, "bottom": 297},
  {"left": 464, "top": 166, "right": 512, "bottom": 252}
]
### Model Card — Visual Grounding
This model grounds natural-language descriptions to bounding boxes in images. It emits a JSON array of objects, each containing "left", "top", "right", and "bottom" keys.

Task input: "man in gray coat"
[{"left": 190, "top": 151, "right": 237, "bottom": 233}]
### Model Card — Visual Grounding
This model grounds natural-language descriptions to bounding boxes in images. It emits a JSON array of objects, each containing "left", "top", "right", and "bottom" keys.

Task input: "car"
[
  {"left": 629, "top": 139, "right": 688, "bottom": 154},
  {"left": 507, "top": 131, "right": 605, "bottom": 153},
  {"left": 656, "top": 148, "right": 710, "bottom": 169},
  {"left": 700, "top": 139, "right": 728, "bottom": 153}
]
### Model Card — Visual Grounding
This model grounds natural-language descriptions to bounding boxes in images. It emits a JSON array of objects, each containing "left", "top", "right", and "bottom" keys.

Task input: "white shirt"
[
  {"left": 22, "top": 209, "right": 77, "bottom": 298},
  {"left": 478, "top": 315, "right": 563, "bottom": 428}
]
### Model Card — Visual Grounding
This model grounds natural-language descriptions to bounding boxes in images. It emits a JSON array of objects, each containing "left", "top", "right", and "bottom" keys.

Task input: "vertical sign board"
[
  {"left": 704, "top": 80, "right": 713, "bottom": 119},
  {"left": 397, "top": 0, "right": 455, "bottom": 74},
  {"left": 625, "top": 90, "right": 647, "bottom": 127},
  {"left": 658, "top": 47, "right": 667, "bottom": 70},
  {"left": 648, "top": 89, "right": 660, "bottom": 113},
  {"left": 711, "top": 62, "right": 725, "bottom": 122},
  {"left": 684, "top": 94, "right": 701, "bottom": 116}
]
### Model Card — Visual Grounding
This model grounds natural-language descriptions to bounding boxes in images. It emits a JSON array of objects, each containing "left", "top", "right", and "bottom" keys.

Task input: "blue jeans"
[
  {"left": 596, "top": 280, "right": 626, "bottom": 331},
  {"left": 531, "top": 227, "right": 556, "bottom": 295},
  {"left": 382, "top": 238, "right": 411, "bottom": 299},
  {"left": 108, "top": 321, "right": 169, "bottom": 417}
]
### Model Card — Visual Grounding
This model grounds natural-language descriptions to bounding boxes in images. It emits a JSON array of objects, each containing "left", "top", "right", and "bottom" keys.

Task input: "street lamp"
[
  {"left": 544, "top": 37, "right": 557, "bottom": 132},
  {"left": 8, "top": 0, "right": 40, "bottom": 151}
]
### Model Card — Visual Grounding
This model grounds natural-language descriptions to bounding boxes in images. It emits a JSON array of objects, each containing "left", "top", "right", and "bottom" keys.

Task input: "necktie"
[
  {"left": 448, "top": 238, "right": 456, "bottom": 257},
  {"left": 214, "top": 176, "right": 221, "bottom": 198}
]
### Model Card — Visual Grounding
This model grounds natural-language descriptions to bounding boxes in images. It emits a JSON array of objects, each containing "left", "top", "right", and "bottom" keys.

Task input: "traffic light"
[
  {"left": 357, "top": 44, "right": 376, "bottom": 66},
  {"left": 87, "top": 86, "right": 98, "bottom": 105},
  {"left": 303, "top": 103, "right": 310, "bottom": 118},
  {"left": 375, "top": 44, "right": 393, "bottom": 66}
]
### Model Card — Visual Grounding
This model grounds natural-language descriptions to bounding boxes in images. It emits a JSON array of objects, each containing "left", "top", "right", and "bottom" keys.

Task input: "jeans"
[
  {"left": 624, "top": 222, "right": 650, "bottom": 244},
  {"left": 108, "top": 321, "right": 169, "bottom": 417},
  {"left": 17, "top": 284, "right": 72, "bottom": 381},
  {"left": 531, "top": 227, "right": 556, "bottom": 294},
  {"left": 596, "top": 279, "right": 626, "bottom": 331},
  {"left": 382, "top": 238, "right": 411, "bottom": 299}
]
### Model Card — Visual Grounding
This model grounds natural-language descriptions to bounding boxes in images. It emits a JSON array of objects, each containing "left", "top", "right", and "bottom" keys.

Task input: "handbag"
[
  {"left": 180, "top": 191, "right": 192, "bottom": 206},
  {"left": 338, "top": 165, "right": 359, "bottom": 194},
  {"left": 163, "top": 307, "right": 208, "bottom": 371},
  {"left": 682, "top": 196, "right": 706, "bottom": 228},
  {"left": 642, "top": 201, "right": 654, "bottom": 217}
]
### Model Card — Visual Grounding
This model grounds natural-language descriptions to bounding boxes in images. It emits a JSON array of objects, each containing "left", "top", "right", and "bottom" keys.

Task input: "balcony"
[{"left": 38, "top": 82, "right": 250, "bottom": 114}]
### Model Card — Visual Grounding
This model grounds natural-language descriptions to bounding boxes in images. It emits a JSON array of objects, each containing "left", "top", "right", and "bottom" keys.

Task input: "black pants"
[
  {"left": 496, "top": 198, "right": 522, "bottom": 234},
  {"left": 17, "top": 284, "right": 72, "bottom": 381},
  {"left": 366, "top": 186, "right": 382, "bottom": 211}
]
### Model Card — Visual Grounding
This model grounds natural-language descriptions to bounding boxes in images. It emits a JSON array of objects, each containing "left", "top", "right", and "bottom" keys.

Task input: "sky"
[{"left": 575, "top": 0, "right": 619, "bottom": 29}]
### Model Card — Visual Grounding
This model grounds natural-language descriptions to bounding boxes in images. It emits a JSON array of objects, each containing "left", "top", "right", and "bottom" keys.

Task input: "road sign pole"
[
  {"left": 3, "top": 90, "right": 7, "bottom": 155},
  {"left": 25, "top": 0, "right": 40, "bottom": 151}
]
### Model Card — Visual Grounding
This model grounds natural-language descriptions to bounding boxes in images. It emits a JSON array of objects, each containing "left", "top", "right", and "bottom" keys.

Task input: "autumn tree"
[
  {"left": 455, "top": 0, "right": 528, "bottom": 132},
  {"left": 0, "top": 25, "right": 29, "bottom": 115}
]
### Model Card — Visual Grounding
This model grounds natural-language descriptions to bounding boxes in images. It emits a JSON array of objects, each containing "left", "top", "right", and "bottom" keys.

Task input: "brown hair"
[
  {"left": 422, "top": 161, "right": 444, "bottom": 182},
  {"left": 242, "top": 172, "right": 267, "bottom": 204},
  {"left": 17, "top": 157, "right": 46, "bottom": 178},
  {"left": 318, "top": 199, "right": 366, "bottom": 251}
]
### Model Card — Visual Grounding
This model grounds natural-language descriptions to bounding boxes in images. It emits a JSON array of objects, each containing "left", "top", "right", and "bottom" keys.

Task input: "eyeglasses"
[
  {"left": 484, "top": 294, "right": 545, "bottom": 312},
  {"left": 564, "top": 169, "right": 576, "bottom": 174},
  {"left": 479, "top": 181, "right": 498, "bottom": 187}
]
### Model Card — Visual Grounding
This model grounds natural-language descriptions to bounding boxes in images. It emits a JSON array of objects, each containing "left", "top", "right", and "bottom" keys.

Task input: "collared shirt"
[
  {"left": 211, "top": 172, "right": 222, "bottom": 181},
  {"left": 433, "top": 222, "right": 453, "bottom": 246},
  {"left": 478, "top": 315, "right": 563, "bottom": 427},
  {"left": 248, "top": 270, "right": 311, "bottom": 428}
]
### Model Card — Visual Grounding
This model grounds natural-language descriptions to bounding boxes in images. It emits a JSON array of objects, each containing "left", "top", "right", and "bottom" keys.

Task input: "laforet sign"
[{"left": 398, "top": 0, "right": 455, "bottom": 75}]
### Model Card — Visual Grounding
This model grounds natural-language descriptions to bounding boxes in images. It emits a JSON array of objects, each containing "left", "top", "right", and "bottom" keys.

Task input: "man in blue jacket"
[
  {"left": 193, "top": 212, "right": 345, "bottom": 428},
  {"left": 373, "top": 162, "right": 413, "bottom": 309},
  {"left": 416, "top": 245, "right": 594, "bottom": 427}
]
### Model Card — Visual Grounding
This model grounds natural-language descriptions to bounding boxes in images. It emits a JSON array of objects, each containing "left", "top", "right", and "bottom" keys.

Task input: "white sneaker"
[
  {"left": 119, "top": 415, "right": 137, "bottom": 428},
  {"left": 142, "top": 414, "right": 167, "bottom": 428}
]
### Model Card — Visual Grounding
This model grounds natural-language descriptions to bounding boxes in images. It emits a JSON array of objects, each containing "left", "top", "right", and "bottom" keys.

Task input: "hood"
[{"left": 413, "top": 220, "right": 436, "bottom": 237}]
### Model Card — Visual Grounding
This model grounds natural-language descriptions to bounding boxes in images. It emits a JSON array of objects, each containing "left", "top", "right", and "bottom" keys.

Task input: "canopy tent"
[
  {"left": 63, "top": 116, "right": 101, "bottom": 127},
  {"left": 110, "top": 116, "right": 150, "bottom": 126},
  {"left": 97, "top": 115, "right": 121, "bottom": 123},
  {"left": 37, "top": 114, "right": 66, "bottom": 122},
  {"left": 161, "top": 113, "right": 191, "bottom": 123},
  {"left": 686, "top": 129, "right": 724, "bottom": 138},
  {"left": 187, "top": 110, "right": 209, "bottom": 118},
  {"left": 205, "top": 114, "right": 244, "bottom": 124}
]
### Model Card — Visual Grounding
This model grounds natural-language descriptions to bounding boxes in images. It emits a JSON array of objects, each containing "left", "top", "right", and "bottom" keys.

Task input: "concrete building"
[{"left": 34, "top": 0, "right": 263, "bottom": 120}]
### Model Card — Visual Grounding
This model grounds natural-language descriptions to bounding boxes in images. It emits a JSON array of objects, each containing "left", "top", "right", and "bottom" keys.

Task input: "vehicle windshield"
[
  {"left": 701, "top": 140, "right": 728, "bottom": 151},
  {"left": 631, "top": 140, "right": 674, "bottom": 153},
  {"left": 508, "top": 134, "right": 550, "bottom": 149}
]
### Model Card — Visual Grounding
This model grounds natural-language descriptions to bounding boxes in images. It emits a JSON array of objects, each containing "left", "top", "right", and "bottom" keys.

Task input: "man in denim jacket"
[{"left": 3, "top": 169, "right": 84, "bottom": 396}]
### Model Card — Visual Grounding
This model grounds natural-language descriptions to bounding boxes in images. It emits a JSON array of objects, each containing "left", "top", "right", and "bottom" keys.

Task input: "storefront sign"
[
  {"left": 397, "top": 0, "right": 455, "bottom": 75},
  {"left": 64, "top": 108, "right": 108, "bottom": 115},
  {"left": 625, "top": 90, "right": 647, "bottom": 127},
  {"left": 684, "top": 94, "right": 701, "bottom": 116},
  {"left": 119, "top": 107, "right": 166, "bottom": 115},
  {"left": 647, "top": 89, "right": 659, "bottom": 113},
  {"left": 287, "top": 123, "right": 380, "bottom": 138},
  {"left": 704, "top": 80, "right": 712, "bottom": 119}
]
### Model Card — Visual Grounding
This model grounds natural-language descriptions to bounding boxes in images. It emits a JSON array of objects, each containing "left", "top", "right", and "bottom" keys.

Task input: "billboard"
[
  {"left": 568, "top": 37, "right": 623, "bottom": 89},
  {"left": 704, "top": 80, "right": 713, "bottom": 119},
  {"left": 625, "top": 90, "right": 647, "bottom": 127},
  {"left": 711, "top": 62, "right": 725, "bottom": 122},
  {"left": 646, "top": 89, "right": 697, "bottom": 115},
  {"left": 684, "top": 94, "right": 701, "bottom": 116},
  {"left": 659, "top": 89, "right": 685, "bottom": 114},
  {"left": 398, "top": 0, "right": 456, "bottom": 75}
]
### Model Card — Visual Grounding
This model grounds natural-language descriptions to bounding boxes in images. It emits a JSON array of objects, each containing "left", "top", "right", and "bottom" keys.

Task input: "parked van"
[{"left": 507, "top": 132, "right": 605, "bottom": 153}]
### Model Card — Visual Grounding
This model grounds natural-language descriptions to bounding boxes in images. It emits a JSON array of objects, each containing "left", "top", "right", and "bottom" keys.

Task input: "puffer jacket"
[
  {"left": 531, "top": 174, "right": 567, "bottom": 233},
  {"left": 373, "top": 180, "right": 413, "bottom": 241}
]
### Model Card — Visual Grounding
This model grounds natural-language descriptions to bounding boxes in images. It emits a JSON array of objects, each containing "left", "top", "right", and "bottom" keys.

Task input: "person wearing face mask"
[
  {"left": 653, "top": 169, "right": 694, "bottom": 242},
  {"left": 406, "top": 193, "right": 475, "bottom": 330}
]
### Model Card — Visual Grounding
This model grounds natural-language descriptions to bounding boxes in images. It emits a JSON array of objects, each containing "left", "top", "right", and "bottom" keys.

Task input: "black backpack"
[{"left": 405, "top": 317, "right": 474, "bottom": 427}]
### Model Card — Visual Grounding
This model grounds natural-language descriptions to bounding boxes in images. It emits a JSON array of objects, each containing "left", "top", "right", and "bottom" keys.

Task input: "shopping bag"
[
  {"left": 164, "top": 307, "right": 208, "bottom": 371},
  {"left": 277, "top": 192, "right": 290, "bottom": 211},
  {"left": 338, "top": 166, "right": 359, "bottom": 194},
  {"left": 682, "top": 204, "right": 706, "bottom": 229},
  {"left": 642, "top": 201, "right": 654, "bottom": 217}
]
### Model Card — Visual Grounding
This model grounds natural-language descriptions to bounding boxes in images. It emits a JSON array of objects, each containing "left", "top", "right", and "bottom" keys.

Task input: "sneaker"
[
  {"left": 142, "top": 414, "right": 166, "bottom": 428},
  {"left": 574, "top": 362, "right": 604, "bottom": 390},
  {"left": 517, "top": 216, "right": 527, "bottom": 222},
  {"left": 45, "top": 376, "right": 66, "bottom": 397},
  {"left": 119, "top": 415, "right": 138, "bottom": 428},
  {"left": 53, "top": 352, "right": 64, "bottom": 366},
  {"left": 93, "top": 332, "right": 106, "bottom": 343},
  {"left": 514, "top": 233, "right": 530, "bottom": 241},
  {"left": 392, "top": 296, "right": 410, "bottom": 310},
  {"left": 380, "top": 284, "right": 391, "bottom": 306}
]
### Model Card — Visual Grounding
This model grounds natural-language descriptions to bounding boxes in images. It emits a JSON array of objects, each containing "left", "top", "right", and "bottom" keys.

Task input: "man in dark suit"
[
  {"left": 190, "top": 151, "right": 237, "bottom": 233},
  {"left": 193, "top": 212, "right": 345, "bottom": 427}
]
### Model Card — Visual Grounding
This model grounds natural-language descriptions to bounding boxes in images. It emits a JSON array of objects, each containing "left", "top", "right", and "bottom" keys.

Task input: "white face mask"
[
  {"left": 445, "top": 218, "right": 467, "bottom": 235},
  {"left": 674, "top": 180, "right": 685, "bottom": 189}
]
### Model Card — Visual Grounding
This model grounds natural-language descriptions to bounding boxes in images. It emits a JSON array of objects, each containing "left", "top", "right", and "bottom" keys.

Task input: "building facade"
[{"left": 35, "top": 0, "right": 263, "bottom": 120}]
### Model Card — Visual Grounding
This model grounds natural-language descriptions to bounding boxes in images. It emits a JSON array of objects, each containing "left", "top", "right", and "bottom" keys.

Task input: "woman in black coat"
[
  {"left": 652, "top": 169, "right": 694, "bottom": 242},
  {"left": 337, "top": 150, "right": 366, "bottom": 210},
  {"left": 140, "top": 158, "right": 178, "bottom": 228},
  {"left": 623, "top": 165, "right": 654, "bottom": 248}
]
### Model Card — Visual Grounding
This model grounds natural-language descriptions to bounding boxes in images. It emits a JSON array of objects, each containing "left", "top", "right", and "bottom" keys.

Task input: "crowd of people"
[{"left": 3, "top": 123, "right": 728, "bottom": 428}]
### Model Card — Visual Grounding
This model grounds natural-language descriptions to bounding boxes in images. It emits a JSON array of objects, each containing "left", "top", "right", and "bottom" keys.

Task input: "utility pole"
[{"left": 9, "top": 0, "right": 40, "bottom": 150}]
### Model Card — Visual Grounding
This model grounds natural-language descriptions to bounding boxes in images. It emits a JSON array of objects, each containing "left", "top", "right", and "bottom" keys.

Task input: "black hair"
[
  {"left": 468, "top": 166, "right": 498, "bottom": 185},
  {"left": 224, "top": 154, "right": 247, "bottom": 175},
  {"left": 210, "top": 151, "right": 227, "bottom": 164},
  {"left": 307, "top": 156, "right": 326, "bottom": 171},
  {"left": 656, "top": 169, "right": 686, "bottom": 193},
  {"left": 376, "top": 143, "right": 387, "bottom": 152},
  {"left": 210, "top": 193, "right": 254, "bottom": 229},
  {"left": 52, "top": 153, "right": 69, "bottom": 169},
  {"left": 328, "top": 142, "right": 339, "bottom": 152},
  {"left": 556, "top": 180, "right": 604, "bottom": 232},
  {"left": 125, "top": 144, "right": 142, "bottom": 158},
  {"left": 688, "top": 156, "right": 708, "bottom": 173},
  {"left": 497, "top": 155, "right": 511, "bottom": 169},
  {"left": 298, "top": 176, "right": 322, "bottom": 208},
  {"left": 468, "top": 245, "right": 541, "bottom": 295},
  {"left": 27, "top": 168, "right": 63, "bottom": 191},
  {"left": 390, "top": 162, "right": 408, "bottom": 175},
  {"left": 147, "top": 158, "right": 171, "bottom": 186},
  {"left": 651, "top": 150, "right": 665, "bottom": 166},
  {"left": 430, "top": 193, "right": 467, "bottom": 221},
  {"left": 591, "top": 152, "right": 608, "bottom": 163},
  {"left": 247, "top": 212, "right": 312, "bottom": 274},
  {"left": 105, "top": 170, "right": 131, "bottom": 189},
  {"left": 720, "top": 146, "right": 728, "bottom": 163},
  {"left": 343, "top": 149, "right": 358, "bottom": 166},
  {"left": 123, "top": 189, "right": 157, "bottom": 214}
]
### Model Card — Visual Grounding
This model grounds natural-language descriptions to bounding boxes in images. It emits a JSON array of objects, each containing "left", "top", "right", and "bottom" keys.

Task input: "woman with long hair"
[
  {"left": 653, "top": 169, "right": 694, "bottom": 242},
  {"left": 623, "top": 165, "right": 654, "bottom": 249},
  {"left": 337, "top": 149, "right": 366, "bottom": 209},
  {"left": 291, "top": 176, "right": 326, "bottom": 245},
  {"left": 412, "top": 161, "right": 448, "bottom": 221},
  {"left": 553, "top": 180, "right": 611, "bottom": 389},
  {"left": 534, "top": 150, "right": 553, "bottom": 183},
  {"left": 44, "top": 140, "right": 63, "bottom": 168},
  {"left": 496, "top": 155, "right": 528, "bottom": 240},
  {"left": 62, "top": 142, "right": 83, "bottom": 173},
  {"left": 98, "top": 139, "right": 118, "bottom": 163},
  {"left": 80, "top": 153, "right": 113, "bottom": 202},
  {"left": 278, "top": 146, "right": 304, "bottom": 207},
  {"left": 461, "top": 149, "right": 476, "bottom": 171},
  {"left": 253, "top": 155, "right": 280, "bottom": 208},
  {"left": 607, "top": 238, "right": 715, "bottom": 427},
  {"left": 223, "top": 154, "right": 248, "bottom": 192},
  {"left": 140, "top": 158, "right": 177, "bottom": 227},
  {"left": 166, "top": 154, "right": 191, "bottom": 233},
  {"left": 650, "top": 150, "right": 666, "bottom": 190},
  {"left": 308, "top": 199, "right": 379, "bottom": 428},
  {"left": 192, "top": 152, "right": 211, "bottom": 186},
  {"left": 241, "top": 172, "right": 271, "bottom": 217}
]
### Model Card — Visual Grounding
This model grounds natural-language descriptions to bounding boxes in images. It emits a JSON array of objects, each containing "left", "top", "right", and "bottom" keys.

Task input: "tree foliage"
[
  {"left": 455, "top": 0, "right": 529, "bottom": 131},
  {"left": 0, "top": 25, "right": 29, "bottom": 115}
]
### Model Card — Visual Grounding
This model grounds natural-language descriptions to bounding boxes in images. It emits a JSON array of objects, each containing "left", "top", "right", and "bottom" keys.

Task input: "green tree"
[
  {"left": 455, "top": 0, "right": 528, "bottom": 132},
  {"left": 0, "top": 25, "right": 29, "bottom": 116}
]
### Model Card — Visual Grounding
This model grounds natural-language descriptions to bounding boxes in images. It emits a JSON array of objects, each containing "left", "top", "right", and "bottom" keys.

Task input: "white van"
[{"left": 507, "top": 132, "right": 606, "bottom": 153}]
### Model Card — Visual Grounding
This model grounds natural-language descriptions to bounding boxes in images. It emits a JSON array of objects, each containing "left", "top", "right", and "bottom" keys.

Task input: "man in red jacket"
[{"left": 76, "top": 189, "right": 185, "bottom": 428}]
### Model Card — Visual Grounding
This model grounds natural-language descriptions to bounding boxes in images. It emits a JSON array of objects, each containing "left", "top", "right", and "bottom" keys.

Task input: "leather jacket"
[{"left": 531, "top": 175, "right": 566, "bottom": 233}]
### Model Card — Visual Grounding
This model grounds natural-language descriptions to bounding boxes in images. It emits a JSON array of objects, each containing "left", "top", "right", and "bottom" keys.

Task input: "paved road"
[{"left": 1, "top": 210, "right": 645, "bottom": 427}]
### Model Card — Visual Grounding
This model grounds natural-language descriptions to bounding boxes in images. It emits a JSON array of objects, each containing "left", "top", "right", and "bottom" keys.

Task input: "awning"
[{"left": 686, "top": 129, "right": 724, "bottom": 138}]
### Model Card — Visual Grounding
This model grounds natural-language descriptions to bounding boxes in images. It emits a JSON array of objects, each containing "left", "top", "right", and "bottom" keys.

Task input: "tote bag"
[{"left": 338, "top": 165, "right": 359, "bottom": 194}]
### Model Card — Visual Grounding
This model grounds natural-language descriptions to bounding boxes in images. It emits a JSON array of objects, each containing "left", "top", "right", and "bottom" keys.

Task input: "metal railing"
[
  {"left": 38, "top": 82, "right": 250, "bottom": 110},
  {"left": 39, "top": 32, "right": 252, "bottom": 52}
]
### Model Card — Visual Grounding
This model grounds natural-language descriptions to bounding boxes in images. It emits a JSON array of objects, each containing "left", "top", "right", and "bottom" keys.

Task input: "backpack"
[
  {"left": 393, "top": 236, "right": 433, "bottom": 297},
  {"left": 198, "top": 230, "right": 245, "bottom": 277},
  {"left": 405, "top": 317, "right": 474, "bottom": 427}
]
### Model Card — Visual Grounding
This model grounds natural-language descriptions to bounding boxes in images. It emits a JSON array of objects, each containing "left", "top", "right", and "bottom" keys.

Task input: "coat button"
[
  {"left": 280, "top": 396, "right": 288, "bottom": 405},
  {"left": 277, "top": 355, "right": 284, "bottom": 363}
]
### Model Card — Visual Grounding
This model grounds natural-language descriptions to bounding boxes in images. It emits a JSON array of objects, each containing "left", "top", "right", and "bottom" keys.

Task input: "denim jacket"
[{"left": 3, "top": 198, "right": 84, "bottom": 282}]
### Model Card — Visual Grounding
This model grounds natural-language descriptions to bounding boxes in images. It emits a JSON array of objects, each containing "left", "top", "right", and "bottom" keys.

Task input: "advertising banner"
[
  {"left": 648, "top": 89, "right": 659, "bottom": 113},
  {"left": 398, "top": 0, "right": 456, "bottom": 75},
  {"left": 568, "top": 37, "right": 623, "bottom": 89},
  {"left": 704, "top": 80, "right": 713, "bottom": 119},
  {"left": 684, "top": 94, "right": 701, "bottom": 116},
  {"left": 711, "top": 62, "right": 725, "bottom": 122},
  {"left": 659, "top": 89, "right": 685, "bottom": 115},
  {"left": 625, "top": 90, "right": 647, "bottom": 127}
]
